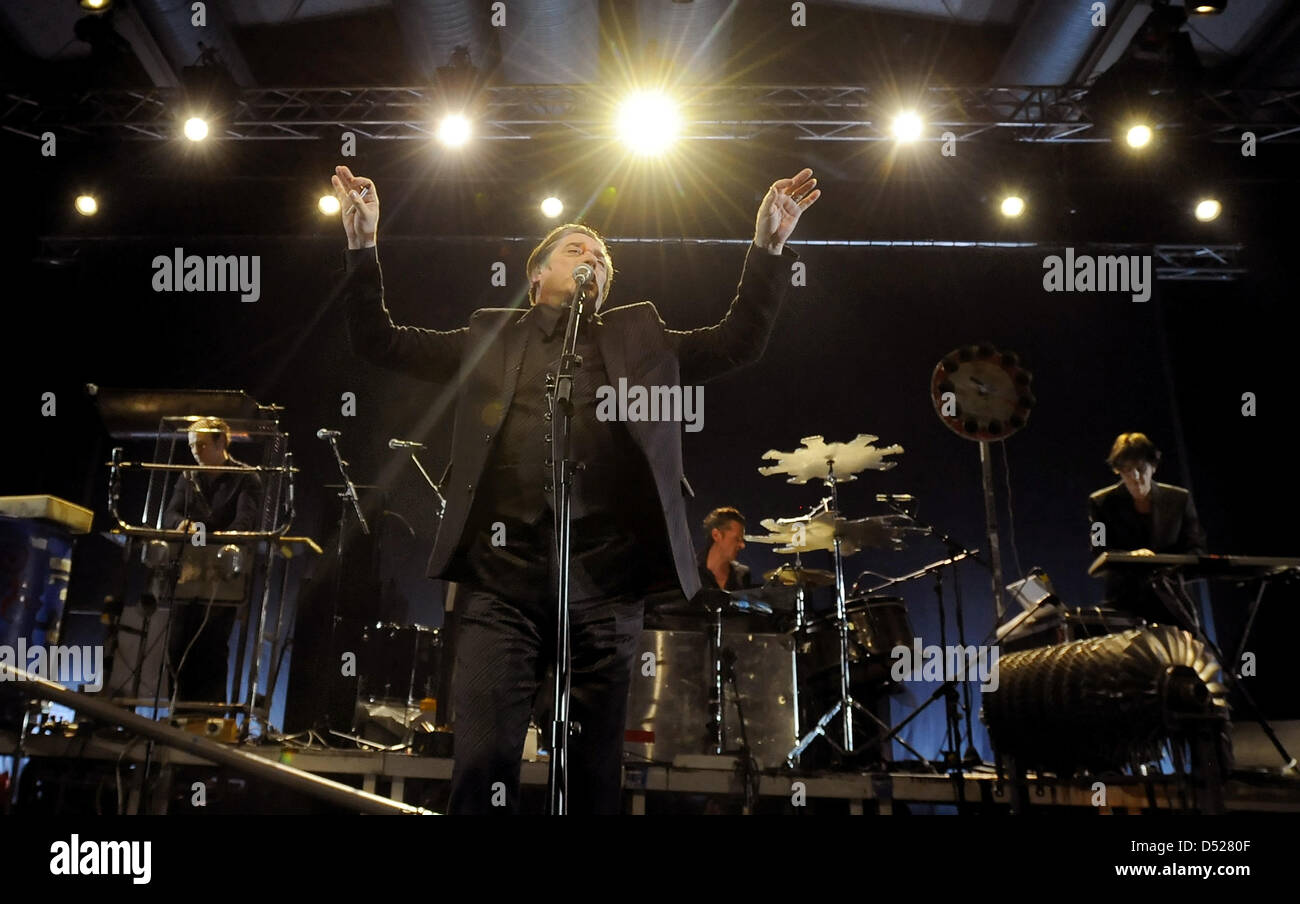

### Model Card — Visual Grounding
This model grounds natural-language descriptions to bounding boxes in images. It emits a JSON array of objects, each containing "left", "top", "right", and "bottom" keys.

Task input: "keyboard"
[{"left": 1089, "top": 552, "right": 1300, "bottom": 578}]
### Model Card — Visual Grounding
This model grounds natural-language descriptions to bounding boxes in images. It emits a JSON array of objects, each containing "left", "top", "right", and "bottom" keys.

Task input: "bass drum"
[{"left": 624, "top": 627, "right": 798, "bottom": 771}]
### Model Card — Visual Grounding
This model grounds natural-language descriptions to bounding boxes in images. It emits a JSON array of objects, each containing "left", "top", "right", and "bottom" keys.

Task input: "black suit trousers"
[{"left": 448, "top": 517, "right": 646, "bottom": 815}]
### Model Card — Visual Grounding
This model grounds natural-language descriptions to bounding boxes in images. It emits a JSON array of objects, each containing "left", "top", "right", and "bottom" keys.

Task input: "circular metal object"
[{"left": 931, "top": 344, "right": 1034, "bottom": 441}]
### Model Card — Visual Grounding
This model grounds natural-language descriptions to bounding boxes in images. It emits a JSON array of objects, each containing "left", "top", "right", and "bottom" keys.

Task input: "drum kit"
[{"left": 628, "top": 433, "right": 975, "bottom": 772}]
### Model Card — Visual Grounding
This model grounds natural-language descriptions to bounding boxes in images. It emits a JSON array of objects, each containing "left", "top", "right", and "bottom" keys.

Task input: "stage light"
[
  {"left": 616, "top": 91, "right": 681, "bottom": 156},
  {"left": 1195, "top": 198, "right": 1222, "bottom": 222},
  {"left": 892, "top": 111, "right": 924, "bottom": 143},
  {"left": 1125, "top": 124, "right": 1153, "bottom": 148},
  {"left": 1190, "top": 1, "right": 1225, "bottom": 13},
  {"left": 1000, "top": 196, "right": 1026, "bottom": 218},
  {"left": 540, "top": 197, "right": 563, "bottom": 219},
  {"left": 79, "top": 0, "right": 111, "bottom": 9},
  {"left": 437, "top": 114, "right": 471, "bottom": 148},
  {"left": 318, "top": 195, "right": 341, "bottom": 216},
  {"left": 75, "top": 195, "right": 98, "bottom": 216},
  {"left": 183, "top": 117, "right": 209, "bottom": 141}
]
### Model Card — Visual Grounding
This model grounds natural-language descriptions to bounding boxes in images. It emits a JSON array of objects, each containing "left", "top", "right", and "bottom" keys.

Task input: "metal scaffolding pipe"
[{"left": 0, "top": 664, "right": 434, "bottom": 815}]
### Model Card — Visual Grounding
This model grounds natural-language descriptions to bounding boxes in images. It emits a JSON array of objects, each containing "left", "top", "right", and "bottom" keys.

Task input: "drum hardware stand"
[
  {"left": 698, "top": 593, "right": 758, "bottom": 760},
  {"left": 705, "top": 593, "right": 726, "bottom": 754},
  {"left": 785, "top": 461, "right": 888, "bottom": 765},
  {"left": 789, "top": 552, "right": 807, "bottom": 765},
  {"left": 543, "top": 266, "right": 596, "bottom": 815},
  {"left": 720, "top": 647, "right": 762, "bottom": 814}
]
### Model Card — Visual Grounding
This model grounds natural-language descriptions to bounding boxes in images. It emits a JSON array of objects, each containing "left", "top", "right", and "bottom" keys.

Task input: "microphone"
[
  {"left": 875, "top": 494, "right": 915, "bottom": 503},
  {"left": 317, "top": 428, "right": 341, "bottom": 440},
  {"left": 571, "top": 264, "right": 594, "bottom": 287},
  {"left": 388, "top": 438, "right": 426, "bottom": 450}
]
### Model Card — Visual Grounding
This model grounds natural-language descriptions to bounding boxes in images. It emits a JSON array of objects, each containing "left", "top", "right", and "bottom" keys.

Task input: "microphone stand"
[
  {"left": 544, "top": 274, "right": 592, "bottom": 815},
  {"left": 319, "top": 431, "right": 368, "bottom": 743},
  {"left": 322, "top": 433, "right": 369, "bottom": 539},
  {"left": 392, "top": 444, "right": 447, "bottom": 518},
  {"left": 870, "top": 503, "right": 991, "bottom": 769}
]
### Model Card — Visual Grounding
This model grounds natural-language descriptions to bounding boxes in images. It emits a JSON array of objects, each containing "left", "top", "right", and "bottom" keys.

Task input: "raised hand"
[
  {"left": 331, "top": 165, "right": 379, "bottom": 249},
  {"left": 753, "top": 168, "right": 820, "bottom": 255}
]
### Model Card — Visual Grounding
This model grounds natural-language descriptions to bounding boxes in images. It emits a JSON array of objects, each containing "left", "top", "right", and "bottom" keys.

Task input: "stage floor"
[{"left": 4, "top": 721, "right": 1298, "bottom": 815}]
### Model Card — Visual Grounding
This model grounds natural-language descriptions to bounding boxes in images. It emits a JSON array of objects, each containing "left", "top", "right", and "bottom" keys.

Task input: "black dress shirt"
[
  {"left": 476, "top": 301, "right": 648, "bottom": 525},
  {"left": 461, "top": 302, "right": 674, "bottom": 601},
  {"left": 696, "top": 556, "right": 756, "bottom": 592}
]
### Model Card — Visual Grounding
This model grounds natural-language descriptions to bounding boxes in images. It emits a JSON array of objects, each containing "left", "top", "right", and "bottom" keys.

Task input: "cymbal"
[
  {"left": 758, "top": 434, "right": 903, "bottom": 484},
  {"left": 833, "top": 516, "right": 914, "bottom": 550},
  {"left": 764, "top": 565, "right": 836, "bottom": 587},
  {"left": 745, "top": 511, "right": 912, "bottom": 555}
]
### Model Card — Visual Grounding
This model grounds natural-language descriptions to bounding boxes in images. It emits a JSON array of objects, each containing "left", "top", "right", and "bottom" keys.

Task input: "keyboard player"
[
  {"left": 1088, "top": 432, "right": 1206, "bottom": 627},
  {"left": 161, "top": 416, "right": 263, "bottom": 712}
]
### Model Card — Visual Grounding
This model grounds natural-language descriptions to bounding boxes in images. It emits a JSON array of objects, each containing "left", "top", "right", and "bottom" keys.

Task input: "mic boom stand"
[
  {"left": 399, "top": 450, "right": 447, "bottom": 518},
  {"left": 544, "top": 277, "right": 591, "bottom": 815}
]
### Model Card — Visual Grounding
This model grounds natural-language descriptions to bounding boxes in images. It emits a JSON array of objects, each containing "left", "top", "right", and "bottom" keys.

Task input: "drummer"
[{"left": 697, "top": 507, "right": 757, "bottom": 592}]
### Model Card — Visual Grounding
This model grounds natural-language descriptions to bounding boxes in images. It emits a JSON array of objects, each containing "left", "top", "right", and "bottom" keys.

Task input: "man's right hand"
[{"left": 332, "top": 165, "right": 379, "bottom": 249}]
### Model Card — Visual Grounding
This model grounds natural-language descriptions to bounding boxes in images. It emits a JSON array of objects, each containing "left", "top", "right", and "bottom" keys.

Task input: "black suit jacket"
[
  {"left": 1087, "top": 481, "right": 1206, "bottom": 557},
  {"left": 162, "top": 459, "right": 263, "bottom": 533},
  {"left": 342, "top": 243, "right": 794, "bottom": 599},
  {"left": 1088, "top": 480, "right": 1207, "bottom": 616}
]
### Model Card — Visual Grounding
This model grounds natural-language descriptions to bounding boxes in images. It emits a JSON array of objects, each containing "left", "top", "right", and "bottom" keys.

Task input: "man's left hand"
[{"left": 754, "top": 168, "right": 821, "bottom": 255}]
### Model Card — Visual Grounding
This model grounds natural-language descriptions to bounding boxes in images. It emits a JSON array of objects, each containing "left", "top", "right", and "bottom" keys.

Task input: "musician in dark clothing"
[
  {"left": 161, "top": 417, "right": 263, "bottom": 708},
  {"left": 331, "top": 163, "right": 820, "bottom": 813},
  {"left": 697, "top": 507, "right": 757, "bottom": 592},
  {"left": 1088, "top": 432, "right": 1206, "bottom": 626}
]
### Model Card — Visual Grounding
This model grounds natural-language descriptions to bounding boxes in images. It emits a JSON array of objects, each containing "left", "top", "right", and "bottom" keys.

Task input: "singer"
[{"left": 331, "top": 163, "right": 820, "bottom": 814}]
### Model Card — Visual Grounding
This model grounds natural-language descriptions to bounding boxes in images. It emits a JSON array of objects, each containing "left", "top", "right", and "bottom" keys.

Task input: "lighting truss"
[
  {"left": 33, "top": 235, "right": 1247, "bottom": 280},
  {"left": 4, "top": 85, "right": 1299, "bottom": 143}
]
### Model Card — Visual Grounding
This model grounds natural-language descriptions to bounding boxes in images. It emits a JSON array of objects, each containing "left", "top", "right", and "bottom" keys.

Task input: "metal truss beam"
[
  {"left": 4, "top": 85, "right": 1300, "bottom": 144},
  {"left": 33, "top": 235, "right": 1247, "bottom": 281}
]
